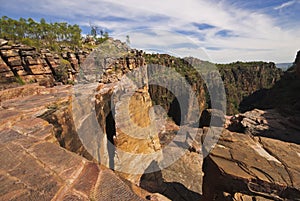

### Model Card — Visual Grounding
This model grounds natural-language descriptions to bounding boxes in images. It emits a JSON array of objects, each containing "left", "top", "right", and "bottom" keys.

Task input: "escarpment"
[{"left": 240, "top": 50, "right": 300, "bottom": 116}]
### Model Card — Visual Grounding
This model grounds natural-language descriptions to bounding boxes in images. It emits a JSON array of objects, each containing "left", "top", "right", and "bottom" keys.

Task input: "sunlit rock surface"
[{"left": 0, "top": 84, "right": 162, "bottom": 201}]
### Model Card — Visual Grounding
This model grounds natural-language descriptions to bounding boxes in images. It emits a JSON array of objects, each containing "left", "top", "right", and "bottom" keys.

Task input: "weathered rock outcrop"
[
  {"left": 0, "top": 39, "right": 90, "bottom": 89},
  {"left": 0, "top": 84, "right": 169, "bottom": 201},
  {"left": 226, "top": 109, "right": 300, "bottom": 144},
  {"left": 202, "top": 128, "right": 300, "bottom": 201}
]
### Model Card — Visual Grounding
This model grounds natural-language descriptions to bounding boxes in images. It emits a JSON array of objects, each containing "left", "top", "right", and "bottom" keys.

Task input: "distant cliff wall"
[
  {"left": 144, "top": 55, "right": 282, "bottom": 116},
  {"left": 240, "top": 51, "right": 300, "bottom": 115},
  {"left": 218, "top": 62, "right": 282, "bottom": 114}
]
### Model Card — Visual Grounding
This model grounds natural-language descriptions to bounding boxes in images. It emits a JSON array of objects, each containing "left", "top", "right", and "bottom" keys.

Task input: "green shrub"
[{"left": 15, "top": 76, "right": 25, "bottom": 85}]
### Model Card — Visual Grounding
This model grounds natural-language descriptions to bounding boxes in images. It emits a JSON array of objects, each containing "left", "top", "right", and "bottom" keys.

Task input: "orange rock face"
[{"left": 0, "top": 84, "right": 157, "bottom": 201}]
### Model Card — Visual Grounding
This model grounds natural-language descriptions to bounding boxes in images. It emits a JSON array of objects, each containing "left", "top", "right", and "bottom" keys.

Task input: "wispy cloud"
[{"left": 274, "top": 0, "right": 296, "bottom": 10}]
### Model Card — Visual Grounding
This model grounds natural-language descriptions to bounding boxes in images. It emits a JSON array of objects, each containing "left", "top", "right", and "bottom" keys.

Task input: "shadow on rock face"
[{"left": 140, "top": 160, "right": 202, "bottom": 201}]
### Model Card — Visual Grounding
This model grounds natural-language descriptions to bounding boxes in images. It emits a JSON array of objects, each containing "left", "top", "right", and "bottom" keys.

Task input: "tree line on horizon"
[
  {"left": 0, "top": 16, "right": 82, "bottom": 49},
  {"left": 0, "top": 16, "right": 110, "bottom": 51}
]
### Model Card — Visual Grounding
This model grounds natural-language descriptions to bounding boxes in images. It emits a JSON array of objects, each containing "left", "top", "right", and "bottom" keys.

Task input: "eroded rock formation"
[{"left": 0, "top": 83, "right": 171, "bottom": 201}]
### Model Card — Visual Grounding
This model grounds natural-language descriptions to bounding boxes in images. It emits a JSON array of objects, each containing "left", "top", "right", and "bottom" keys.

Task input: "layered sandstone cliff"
[{"left": 0, "top": 38, "right": 90, "bottom": 89}]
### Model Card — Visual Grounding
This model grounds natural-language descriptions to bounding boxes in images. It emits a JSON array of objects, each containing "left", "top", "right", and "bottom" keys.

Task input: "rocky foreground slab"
[
  {"left": 202, "top": 109, "right": 300, "bottom": 201},
  {"left": 0, "top": 84, "right": 169, "bottom": 201}
]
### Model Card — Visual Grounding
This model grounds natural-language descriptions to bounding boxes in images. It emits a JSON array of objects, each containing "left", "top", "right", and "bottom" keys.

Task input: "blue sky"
[{"left": 1, "top": 0, "right": 300, "bottom": 63}]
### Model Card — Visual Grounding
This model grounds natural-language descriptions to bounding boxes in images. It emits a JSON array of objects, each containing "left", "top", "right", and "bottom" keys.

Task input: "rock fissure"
[
  {"left": 258, "top": 137, "right": 294, "bottom": 188},
  {"left": 51, "top": 161, "right": 86, "bottom": 201}
]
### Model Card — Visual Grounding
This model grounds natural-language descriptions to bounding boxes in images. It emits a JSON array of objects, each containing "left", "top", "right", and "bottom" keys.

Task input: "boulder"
[
  {"left": 0, "top": 45, "right": 12, "bottom": 50},
  {"left": 7, "top": 56, "right": 22, "bottom": 66},
  {"left": 24, "top": 56, "right": 42, "bottom": 65},
  {"left": 20, "top": 50, "right": 37, "bottom": 57}
]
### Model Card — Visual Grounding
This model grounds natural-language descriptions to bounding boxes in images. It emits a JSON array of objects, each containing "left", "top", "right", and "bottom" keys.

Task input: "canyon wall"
[
  {"left": 218, "top": 62, "right": 282, "bottom": 114},
  {"left": 144, "top": 54, "right": 206, "bottom": 125}
]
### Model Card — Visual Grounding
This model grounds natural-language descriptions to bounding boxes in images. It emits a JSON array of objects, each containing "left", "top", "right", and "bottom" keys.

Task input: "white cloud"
[
  {"left": 2, "top": 0, "right": 300, "bottom": 63},
  {"left": 95, "top": 0, "right": 299, "bottom": 62},
  {"left": 274, "top": 0, "right": 296, "bottom": 10}
]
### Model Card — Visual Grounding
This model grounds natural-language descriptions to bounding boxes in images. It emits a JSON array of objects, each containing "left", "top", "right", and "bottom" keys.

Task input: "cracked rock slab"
[{"left": 202, "top": 129, "right": 300, "bottom": 201}]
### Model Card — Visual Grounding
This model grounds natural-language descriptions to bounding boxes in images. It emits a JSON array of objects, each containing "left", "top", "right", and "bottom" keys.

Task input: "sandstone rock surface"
[
  {"left": 202, "top": 127, "right": 300, "bottom": 201},
  {"left": 0, "top": 84, "right": 161, "bottom": 201},
  {"left": 227, "top": 108, "right": 300, "bottom": 144}
]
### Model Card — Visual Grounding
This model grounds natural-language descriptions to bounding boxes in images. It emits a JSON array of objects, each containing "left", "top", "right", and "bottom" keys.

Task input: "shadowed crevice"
[{"left": 106, "top": 111, "right": 116, "bottom": 170}]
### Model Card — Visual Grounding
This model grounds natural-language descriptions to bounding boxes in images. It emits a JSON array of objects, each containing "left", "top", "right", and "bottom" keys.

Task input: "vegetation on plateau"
[{"left": 0, "top": 16, "right": 109, "bottom": 51}]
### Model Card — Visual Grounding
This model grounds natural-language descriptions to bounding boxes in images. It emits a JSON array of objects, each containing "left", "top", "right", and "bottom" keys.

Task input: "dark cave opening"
[
  {"left": 168, "top": 97, "right": 181, "bottom": 125},
  {"left": 106, "top": 111, "right": 116, "bottom": 169}
]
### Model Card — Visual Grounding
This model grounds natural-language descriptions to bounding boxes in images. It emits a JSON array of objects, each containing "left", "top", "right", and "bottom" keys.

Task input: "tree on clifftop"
[{"left": 0, "top": 16, "right": 82, "bottom": 50}]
